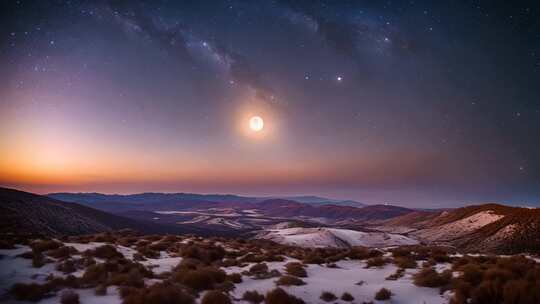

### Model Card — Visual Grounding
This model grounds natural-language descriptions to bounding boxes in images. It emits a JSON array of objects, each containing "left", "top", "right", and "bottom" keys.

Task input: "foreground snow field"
[
  {"left": 2, "top": 232, "right": 539, "bottom": 304},
  {"left": 1, "top": 238, "right": 449, "bottom": 304}
]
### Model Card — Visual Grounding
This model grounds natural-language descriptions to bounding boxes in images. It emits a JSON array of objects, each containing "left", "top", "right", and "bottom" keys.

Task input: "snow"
[
  {"left": 38, "top": 287, "right": 121, "bottom": 304},
  {"left": 227, "top": 260, "right": 449, "bottom": 304},
  {"left": 0, "top": 246, "right": 62, "bottom": 295},
  {"left": 413, "top": 211, "right": 504, "bottom": 242},
  {"left": 256, "top": 227, "right": 419, "bottom": 248}
]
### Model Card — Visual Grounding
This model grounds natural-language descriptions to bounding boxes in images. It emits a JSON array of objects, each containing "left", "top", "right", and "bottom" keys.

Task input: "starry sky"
[{"left": 1, "top": 0, "right": 539, "bottom": 208}]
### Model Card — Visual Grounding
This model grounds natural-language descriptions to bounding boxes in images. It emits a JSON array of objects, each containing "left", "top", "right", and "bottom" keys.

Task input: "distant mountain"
[
  {"left": 255, "top": 199, "right": 413, "bottom": 221},
  {"left": 0, "top": 187, "right": 215, "bottom": 237},
  {"left": 48, "top": 192, "right": 366, "bottom": 208},
  {"left": 266, "top": 195, "right": 366, "bottom": 207},
  {"left": 380, "top": 203, "right": 540, "bottom": 254}
]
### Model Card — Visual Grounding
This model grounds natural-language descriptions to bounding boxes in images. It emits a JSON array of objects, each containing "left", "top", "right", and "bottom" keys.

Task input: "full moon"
[{"left": 249, "top": 116, "right": 264, "bottom": 132}]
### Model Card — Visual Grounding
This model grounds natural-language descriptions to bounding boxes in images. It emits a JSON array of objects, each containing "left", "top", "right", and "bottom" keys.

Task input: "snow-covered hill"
[{"left": 255, "top": 227, "right": 419, "bottom": 248}]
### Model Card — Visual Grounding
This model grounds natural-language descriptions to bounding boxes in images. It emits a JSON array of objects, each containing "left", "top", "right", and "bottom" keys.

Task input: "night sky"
[{"left": 1, "top": 0, "right": 539, "bottom": 207}]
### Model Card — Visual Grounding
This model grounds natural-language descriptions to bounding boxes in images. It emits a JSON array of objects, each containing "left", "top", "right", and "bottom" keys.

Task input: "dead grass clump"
[
  {"left": 265, "top": 288, "right": 305, "bottom": 304},
  {"left": 121, "top": 282, "right": 195, "bottom": 304},
  {"left": 244, "top": 263, "right": 280, "bottom": 279},
  {"left": 108, "top": 269, "right": 146, "bottom": 288},
  {"left": 47, "top": 246, "right": 78, "bottom": 260},
  {"left": 448, "top": 255, "right": 540, "bottom": 304},
  {"left": 386, "top": 268, "right": 406, "bottom": 280},
  {"left": 82, "top": 263, "right": 109, "bottom": 285},
  {"left": 88, "top": 244, "right": 123, "bottom": 260},
  {"left": 30, "top": 239, "right": 62, "bottom": 253},
  {"left": 374, "top": 287, "right": 392, "bottom": 300},
  {"left": 60, "top": 290, "right": 80, "bottom": 304},
  {"left": 227, "top": 272, "right": 242, "bottom": 283},
  {"left": 348, "top": 247, "right": 382, "bottom": 260},
  {"left": 365, "top": 257, "right": 388, "bottom": 268},
  {"left": 320, "top": 291, "right": 337, "bottom": 302},
  {"left": 32, "top": 252, "right": 48, "bottom": 268},
  {"left": 242, "top": 290, "right": 264, "bottom": 303},
  {"left": 285, "top": 262, "right": 307, "bottom": 277},
  {"left": 56, "top": 259, "right": 77, "bottom": 274},
  {"left": 200, "top": 290, "right": 231, "bottom": 304},
  {"left": 394, "top": 256, "right": 417, "bottom": 269},
  {"left": 10, "top": 283, "right": 50, "bottom": 301},
  {"left": 180, "top": 243, "right": 225, "bottom": 264},
  {"left": 276, "top": 275, "right": 306, "bottom": 286},
  {"left": 172, "top": 266, "right": 227, "bottom": 291},
  {"left": 248, "top": 263, "right": 268, "bottom": 274},
  {"left": 341, "top": 292, "right": 354, "bottom": 301},
  {"left": 413, "top": 267, "right": 452, "bottom": 287},
  {"left": 95, "top": 284, "right": 107, "bottom": 296},
  {"left": 136, "top": 245, "right": 160, "bottom": 259}
]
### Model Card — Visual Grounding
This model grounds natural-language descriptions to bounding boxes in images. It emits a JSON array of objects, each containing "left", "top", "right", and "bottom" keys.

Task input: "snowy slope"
[
  {"left": 412, "top": 210, "right": 504, "bottom": 242},
  {"left": 256, "top": 227, "right": 418, "bottom": 248}
]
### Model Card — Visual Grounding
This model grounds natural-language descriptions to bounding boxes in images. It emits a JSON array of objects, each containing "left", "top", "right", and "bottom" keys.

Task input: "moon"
[{"left": 249, "top": 116, "right": 264, "bottom": 132}]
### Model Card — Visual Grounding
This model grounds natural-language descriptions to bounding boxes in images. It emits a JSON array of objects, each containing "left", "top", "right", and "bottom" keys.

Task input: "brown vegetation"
[
  {"left": 320, "top": 291, "right": 337, "bottom": 302},
  {"left": 265, "top": 288, "right": 305, "bottom": 304},
  {"left": 276, "top": 275, "right": 306, "bottom": 286},
  {"left": 200, "top": 290, "right": 231, "bottom": 304},
  {"left": 243, "top": 290, "right": 265, "bottom": 303},
  {"left": 374, "top": 287, "right": 392, "bottom": 300}
]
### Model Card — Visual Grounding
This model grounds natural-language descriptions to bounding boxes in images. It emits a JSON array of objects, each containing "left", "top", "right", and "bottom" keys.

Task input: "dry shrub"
[
  {"left": 394, "top": 256, "right": 417, "bottom": 269},
  {"left": 341, "top": 292, "right": 354, "bottom": 301},
  {"left": 348, "top": 247, "right": 382, "bottom": 260},
  {"left": 32, "top": 252, "right": 48, "bottom": 268},
  {"left": 136, "top": 246, "right": 160, "bottom": 259},
  {"left": 60, "top": 290, "right": 79, "bottom": 304},
  {"left": 448, "top": 255, "right": 540, "bottom": 304},
  {"left": 221, "top": 258, "right": 239, "bottom": 267},
  {"left": 48, "top": 246, "right": 78, "bottom": 260},
  {"left": 121, "top": 282, "right": 194, "bottom": 304},
  {"left": 391, "top": 247, "right": 411, "bottom": 258},
  {"left": 10, "top": 283, "right": 50, "bottom": 301},
  {"left": 200, "top": 290, "right": 231, "bottom": 304},
  {"left": 413, "top": 267, "right": 452, "bottom": 287},
  {"left": 285, "top": 262, "right": 307, "bottom": 277},
  {"left": 243, "top": 290, "right": 264, "bottom": 303},
  {"left": 82, "top": 263, "right": 109, "bottom": 285},
  {"left": 265, "top": 288, "right": 305, "bottom": 304},
  {"left": 249, "top": 263, "right": 268, "bottom": 274},
  {"left": 227, "top": 272, "right": 242, "bottom": 283},
  {"left": 320, "top": 291, "right": 337, "bottom": 302},
  {"left": 89, "top": 244, "right": 123, "bottom": 260},
  {"left": 276, "top": 275, "right": 306, "bottom": 286},
  {"left": 95, "top": 284, "right": 107, "bottom": 296},
  {"left": 180, "top": 243, "right": 225, "bottom": 264},
  {"left": 365, "top": 257, "right": 388, "bottom": 268},
  {"left": 56, "top": 259, "right": 77, "bottom": 274},
  {"left": 46, "top": 274, "right": 80, "bottom": 290},
  {"left": 374, "top": 287, "right": 392, "bottom": 300},
  {"left": 386, "top": 268, "right": 405, "bottom": 280},
  {"left": 30, "top": 239, "right": 62, "bottom": 253},
  {"left": 172, "top": 266, "right": 227, "bottom": 291},
  {"left": 108, "top": 269, "right": 145, "bottom": 288}
]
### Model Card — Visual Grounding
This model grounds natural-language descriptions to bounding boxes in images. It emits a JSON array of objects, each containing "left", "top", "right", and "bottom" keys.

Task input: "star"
[{"left": 337, "top": 76, "right": 343, "bottom": 82}]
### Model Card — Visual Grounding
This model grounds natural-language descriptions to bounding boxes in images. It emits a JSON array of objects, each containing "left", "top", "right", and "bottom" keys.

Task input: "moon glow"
[{"left": 249, "top": 116, "right": 264, "bottom": 132}]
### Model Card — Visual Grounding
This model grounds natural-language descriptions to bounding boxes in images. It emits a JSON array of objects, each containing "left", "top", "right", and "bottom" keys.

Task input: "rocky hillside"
[
  {"left": 381, "top": 203, "right": 540, "bottom": 254},
  {"left": 0, "top": 188, "right": 211, "bottom": 237}
]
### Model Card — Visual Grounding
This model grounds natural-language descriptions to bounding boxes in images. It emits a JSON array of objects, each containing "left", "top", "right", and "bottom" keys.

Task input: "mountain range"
[{"left": 2, "top": 187, "right": 539, "bottom": 254}]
